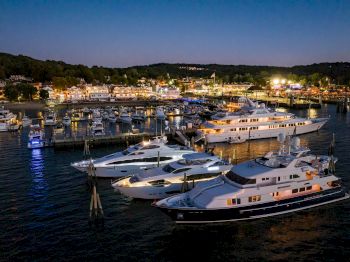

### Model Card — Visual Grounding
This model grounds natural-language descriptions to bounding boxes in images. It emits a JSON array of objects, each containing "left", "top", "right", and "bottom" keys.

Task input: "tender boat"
[
  {"left": 113, "top": 152, "right": 232, "bottom": 199},
  {"left": 71, "top": 136, "right": 194, "bottom": 178},
  {"left": 155, "top": 136, "right": 349, "bottom": 223},
  {"left": 198, "top": 98, "right": 328, "bottom": 143},
  {"left": 28, "top": 124, "right": 45, "bottom": 149}
]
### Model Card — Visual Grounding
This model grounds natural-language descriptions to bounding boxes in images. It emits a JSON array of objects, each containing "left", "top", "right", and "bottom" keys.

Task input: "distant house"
[
  {"left": 113, "top": 86, "right": 153, "bottom": 99},
  {"left": 86, "top": 85, "right": 111, "bottom": 101},
  {"left": 67, "top": 86, "right": 85, "bottom": 101},
  {"left": 9, "top": 75, "right": 33, "bottom": 82}
]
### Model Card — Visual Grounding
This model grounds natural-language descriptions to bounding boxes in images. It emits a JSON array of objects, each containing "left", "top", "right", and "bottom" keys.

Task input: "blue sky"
[{"left": 0, "top": 0, "right": 349, "bottom": 67}]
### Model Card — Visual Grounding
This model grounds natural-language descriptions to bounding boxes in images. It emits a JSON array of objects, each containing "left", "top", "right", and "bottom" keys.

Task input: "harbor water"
[{"left": 0, "top": 104, "right": 349, "bottom": 261}]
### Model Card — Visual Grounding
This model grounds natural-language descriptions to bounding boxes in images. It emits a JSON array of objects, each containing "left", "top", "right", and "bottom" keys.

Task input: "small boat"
[
  {"left": 118, "top": 112, "right": 132, "bottom": 124},
  {"left": 91, "top": 120, "right": 105, "bottom": 136},
  {"left": 71, "top": 113, "right": 81, "bottom": 122},
  {"left": 28, "top": 124, "right": 45, "bottom": 149},
  {"left": 113, "top": 152, "right": 232, "bottom": 199},
  {"left": 62, "top": 115, "right": 71, "bottom": 126},
  {"left": 54, "top": 122, "right": 65, "bottom": 134},
  {"left": 131, "top": 111, "right": 146, "bottom": 122},
  {"left": 156, "top": 107, "right": 166, "bottom": 120},
  {"left": 0, "top": 107, "right": 17, "bottom": 132},
  {"left": 44, "top": 112, "right": 57, "bottom": 126},
  {"left": 22, "top": 115, "right": 32, "bottom": 127},
  {"left": 108, "top": 113, "right": 117, "bottom": 123},
  {"left": 155, "top": 136, "right": 349, "bottom": 223}
]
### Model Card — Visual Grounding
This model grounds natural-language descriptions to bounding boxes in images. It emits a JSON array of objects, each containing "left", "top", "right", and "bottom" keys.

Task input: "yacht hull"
[
  {"left": 203, "top": 119, "right": 327, "bottom": 143},
  {"left": 157, "top": 187, "right": 348, "bottom": 224}
]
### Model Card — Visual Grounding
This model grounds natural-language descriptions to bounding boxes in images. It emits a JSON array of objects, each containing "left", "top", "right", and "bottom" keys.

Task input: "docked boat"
[
  {"left": 118, "top": 112, "right": 132, "bottom": 124},
  {"left": 27, "top": 124, "right": 45, "bottom": 149},
  {"left": 62, "top": 115, "right": 71, "bottom": 126},
  {"left": 155, "top": 136, "right": 349, "bottom": 223},
  {"left": 198, "top": 99, "right": 328, "bottom": 143},
  {"left": 71, "top": 112, "right": 81, "bottom": 122},
  {"left": 113, "top": 152, "right": 232, "bottom": 199},
  {"left": 22, "top": 115, "right": 32, "bottom": 127},
  {"left": 71, "top": 136, "right": 194, "bottom": 178},
  {"left": 54, "top": 122, "right": 65, "bottom": 134},
  {"left": 156, "top": 107, "right": 166, "bottom": 120},
  {"left": 108, "top": 113, "right": 117, "bottom": 123},
  {"left": 0, "top": 107, "right": 17, "bottom": 132},
  {"left": 44, "top": 112, "right": 57, "bottom": 126},
  {"left": 91, "top": 120, "right": 105, "bottom": 136},
  {"left": 131, "top": 110, "right": 146, "bottom": 122}
]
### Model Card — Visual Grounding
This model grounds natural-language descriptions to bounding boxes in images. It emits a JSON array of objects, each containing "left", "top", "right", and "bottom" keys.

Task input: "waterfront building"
[{"left": 85, "top": 85, "right": 111, "bottom": 101}]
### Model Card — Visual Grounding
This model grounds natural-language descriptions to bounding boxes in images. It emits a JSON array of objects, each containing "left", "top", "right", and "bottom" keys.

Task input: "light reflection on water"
[{"left": 29, "top": 149, "right": 47, "bottom": 200}]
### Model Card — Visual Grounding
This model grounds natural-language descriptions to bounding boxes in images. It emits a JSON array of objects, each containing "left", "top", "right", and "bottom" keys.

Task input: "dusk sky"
[{"left": 1, "top": 0, "right": 349, "bottom": 67}]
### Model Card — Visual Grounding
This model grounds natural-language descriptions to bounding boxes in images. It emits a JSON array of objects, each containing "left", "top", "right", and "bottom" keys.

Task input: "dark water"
[{"left": 1, "top": 104, "right": 350, "bottom": 261}]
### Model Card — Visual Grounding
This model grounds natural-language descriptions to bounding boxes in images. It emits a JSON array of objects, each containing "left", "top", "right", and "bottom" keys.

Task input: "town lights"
[
  {"left": 281, "top": 79, "right": 286, "bottom": 84},
  {"left": 273, "top": 79, "right": 280, "bottom": 85}
]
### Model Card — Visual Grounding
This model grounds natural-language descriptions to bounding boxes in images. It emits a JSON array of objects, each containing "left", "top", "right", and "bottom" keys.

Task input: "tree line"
[
  {"left": 4, "top": 83, "right": 49, "bottom": 101},
  {"left": 1, "top": 52, "right": 350, "bottom": 88}
]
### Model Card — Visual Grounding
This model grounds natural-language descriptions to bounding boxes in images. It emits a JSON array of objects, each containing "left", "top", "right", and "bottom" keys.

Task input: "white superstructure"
[
  {"left": 198, "top": 99, "right": 328, "bottom": 143},
  {"left": 113, "top": 152, "right": 232, "bottom": 199},
  {"left": 0, "top": 107, "right": 17, "bottom": 132},
  {"left": 156, "top": 136, "right": 349, "bottom": 223},
  {"left": 71, "top": 136, "right": 194, "bottom": 178}
]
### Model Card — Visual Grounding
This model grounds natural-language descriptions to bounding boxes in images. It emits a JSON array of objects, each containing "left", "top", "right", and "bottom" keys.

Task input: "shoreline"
[{"left": 1, "top": 101, "right": 46, "bottom": 110}]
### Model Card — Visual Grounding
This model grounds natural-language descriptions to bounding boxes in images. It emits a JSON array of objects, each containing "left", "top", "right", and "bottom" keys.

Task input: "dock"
[{"left": 50, "top": 127, "right": 196, "bottom": 149}]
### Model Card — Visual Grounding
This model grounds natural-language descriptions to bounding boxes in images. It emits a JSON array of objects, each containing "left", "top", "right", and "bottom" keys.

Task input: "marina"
[
  {"left": 2, "top": 1, "right": 350, "bottom": 260},
  {"left": 1, "top": 101, "right": 350, "bottom": 260}
]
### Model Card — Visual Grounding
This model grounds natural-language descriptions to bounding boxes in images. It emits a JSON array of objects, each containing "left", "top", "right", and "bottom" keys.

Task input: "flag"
[{"left": 210, "top": 72, "right": 215, "bottom": 78}]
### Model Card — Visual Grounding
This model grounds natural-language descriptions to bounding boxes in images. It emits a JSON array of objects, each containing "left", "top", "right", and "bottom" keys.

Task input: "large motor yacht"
[
  {"left": 113, "top": 152, "right": 232, "bottom": 199},
  {"left": 198, "top": 98, "right": 328, "bottom": 143},
  {"left": 155, "top": 136, "right": 349, "bottom": 223},
  {"left": 71, "top": 136, "right": 194, "bottom": 178}
]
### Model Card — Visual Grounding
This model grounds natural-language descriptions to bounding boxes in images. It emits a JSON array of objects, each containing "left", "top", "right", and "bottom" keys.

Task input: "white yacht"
[
  {"left": 0, "top": 107, "right": 17, "bottom": 132},
  {"left": 155, "top": 136, "right": 349, "bottom": 223},
  {"left": 22, "top": 115, "right": 32, "bottom": 127},
  {"left": 118, "top": 112, "right": 132, "bottom": 124},
  {"left": 28, "top": 124, "right": 45, "bottom": 149},
  {"left": 108, "top": 113, "right": 117, "bottom": 123},
  {"left": 131, "top": 110, "right": 146, "bottom": 122},
  {"left": 156, "top": 107, "right": 166, "bottom": 120},
  {"left": 44, "top": 112, "right": 57, "bottom": 126},
  {"left": 113, "top": 152, "right": 232, "bottom": 199},
  {"left": 91, "top": 120, "right": 105, "bottom": 136},
  {"left": 198, "top": 99, "right": 328, "bottom": 143},
  {"left": 62, "top": 115, "right": 71, "bottom": 126},
  {"left": 71, "top": 136, "right": 194, "bottom": 178}
]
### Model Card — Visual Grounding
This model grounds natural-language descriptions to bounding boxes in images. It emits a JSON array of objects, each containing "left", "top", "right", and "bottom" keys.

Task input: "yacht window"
[
  {"left": 248, "top": 195, "right": 261, "bottom": 202},
  {"left": 292, "top": 189, "right": 298, "bottom": 194},
  {"left": 173, "top": 168, "right": 192, "bottom": 174},
  {"left": 162, "top": 164, "right": 176, "bottom": 173},
  {"left": 306, "top": 186, "right": 312, "bottom": 190},
  {"left": 210, "top": 161, "right": 224, "bottom": 166},
  {"left": 129, "top": 152, "right": 145, "bottom": 156},
  {"left": 230, "top": 128, "right": 236, "bottom": 131},
  {"left": 122, "top": 150, "right": 130, "bottom": 155},
  {"left": 186, "top": 173, "right": 220, "bottom": 181},
  {"left": 232, "top": 198, "right": 241, "bottom": 205},
  {"left": 142, "top": 145, "right": 160, "bottom": 150},
  {"left": 226, "top": 171, "right": 256, "bottom": 185},
  {"left": 148, "top": 179, "right": 171, "bottom": 186},
  {"left": 299, "top": 187, "right": 305, "bottom": 192}
]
